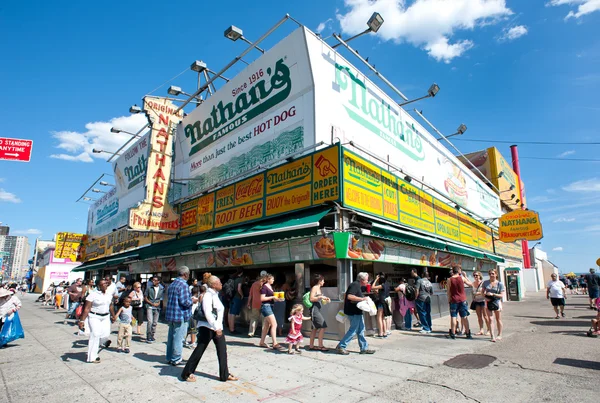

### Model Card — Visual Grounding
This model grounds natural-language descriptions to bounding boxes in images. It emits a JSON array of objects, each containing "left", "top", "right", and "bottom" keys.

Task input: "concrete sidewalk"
[{"left": 0, "top": 292, "right": 597, "bottom": 402}]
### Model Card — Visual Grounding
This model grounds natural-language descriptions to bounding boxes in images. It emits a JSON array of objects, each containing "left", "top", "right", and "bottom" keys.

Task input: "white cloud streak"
[
  {"left": 316, "top": 18, "right": 333, "bottom": 33},
  {"left": 558, "top": 150, "right": 576, "bottom": 157},
  {"left": 547, "top": 0, "right": 600, "bottom": 20},
  {"left": 12, "top": 229, "right": 42, "bottom": 235},
  {"left": 552, "top": 247, "right": 564, "bottom": 251},
  {"left": 336, "top": 0, "right": 513, "bottom": 63},
  {"left": 553, "top": 217, "right": 576, "bottom": 222},
  {"left": 498, "top": 25, "right": 528, "bottom": 42},
  {"left": 0, "top": 189, "right": 21, "bottom": 203},
  {"left": 563, "top": 178, "right": 600, "bottom": 192},
  {"left": 50, "top": 114, "right": 149, "bottom": 163}
]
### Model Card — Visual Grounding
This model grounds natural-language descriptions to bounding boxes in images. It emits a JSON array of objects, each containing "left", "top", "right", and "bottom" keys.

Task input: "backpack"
[
  {"left": 223, "top": 279, "right": 235, "bottom": 300},
  {"left": 404, "top": 284, "right": 416, "bottom": 301},
  {"left": 302, "top": 292, "right": 313, "bottom": 308}
]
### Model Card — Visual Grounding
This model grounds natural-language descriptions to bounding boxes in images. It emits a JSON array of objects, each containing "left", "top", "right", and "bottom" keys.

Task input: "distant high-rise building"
[
  {"left": 0, "top": 235, "right": 30, "bottom": 280},
  {"left": 0, "top": 226, "right": 9, "bottom": 236}
]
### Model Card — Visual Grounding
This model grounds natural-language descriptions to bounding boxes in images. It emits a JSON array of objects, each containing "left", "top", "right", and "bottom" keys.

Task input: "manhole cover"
[{"left": 444, "top": 354, "right": 497, "bottom": 369}]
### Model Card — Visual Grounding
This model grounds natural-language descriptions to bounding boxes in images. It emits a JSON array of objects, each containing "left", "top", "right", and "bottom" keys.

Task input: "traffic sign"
[{"left": 0, "top": 137, "right": 33, "bottom": 162}]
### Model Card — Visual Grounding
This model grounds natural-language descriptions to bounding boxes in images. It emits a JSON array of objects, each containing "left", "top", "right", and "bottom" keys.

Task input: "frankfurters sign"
[{"left": 499, "top": 210, "right": 543, "bottom": 242}]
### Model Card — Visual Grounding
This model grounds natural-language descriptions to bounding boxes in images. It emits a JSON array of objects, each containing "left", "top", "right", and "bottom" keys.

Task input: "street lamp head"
[
  {"left": 167, "top": 85, "right": 183, "bottom": 96},
  {"left": 91, "top": 188, "right": 102, "bottom": 193},
  {"left": 99, "top": 181, "right": 113, "bottom": 186},
  {"left": 92, "top": 148, "right": 102, "bottom": 154},
  {"left": 428, "top": 83, "right": 440, "bottom": 97},
  {"left": 224, "top": 25, "right": 244, "bottom": 41},
  {"left": 190, "top": 60, "right": 207, "bottom": 73},
  {"left": 367, "top": 12, "right": 384, "bottom": 33},
  {"left": 82, "top": 197, "right": 94, "bottom": 201},
  {"left": 129, "top": 104, "right": 142, "bottom": 114},
  {"left": 456, "top": 123, "right": 467, "bottom": 135},
  {"left": 110, "top": 127, "right": 121, "bottom": 133}
]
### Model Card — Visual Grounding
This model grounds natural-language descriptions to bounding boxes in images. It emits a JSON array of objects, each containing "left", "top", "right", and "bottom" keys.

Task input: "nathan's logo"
[
  {"left": 96, "top": 200, "right": 118, "bottom": 224},
  {"left": 124, "top": 154, "right": 147, "bottom": 189},
  {"left": 184, "top": 58, "right": 293, "bottom": 157},
  {"left": 267, "top": 162, "right": 311, "bottom": 190},
  {"left": 334, "top": 63, "right": 425, "bottom": 161}
]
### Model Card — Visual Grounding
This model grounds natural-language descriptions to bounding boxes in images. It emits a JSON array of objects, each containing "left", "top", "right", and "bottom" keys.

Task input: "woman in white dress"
[{"left": 78, "top": 279, "right": 115, "bottom": 363}]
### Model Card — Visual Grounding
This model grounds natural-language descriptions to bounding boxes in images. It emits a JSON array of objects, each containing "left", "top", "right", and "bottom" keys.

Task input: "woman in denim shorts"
[
  {"left": 471, "top": 271, "right": 487, "bottom": 335},
  {"left": 259, "top": 274, "right": 283, "bottom": 349}
]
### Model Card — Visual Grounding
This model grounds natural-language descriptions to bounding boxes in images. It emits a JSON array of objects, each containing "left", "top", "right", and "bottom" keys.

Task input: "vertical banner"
[{"left": 129, "top": 97, "right": 183, "bottom": 233}]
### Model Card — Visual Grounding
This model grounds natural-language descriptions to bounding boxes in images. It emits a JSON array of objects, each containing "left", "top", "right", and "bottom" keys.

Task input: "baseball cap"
[{"left": 260, "top": 270, "right": 267, "bottom": 276}]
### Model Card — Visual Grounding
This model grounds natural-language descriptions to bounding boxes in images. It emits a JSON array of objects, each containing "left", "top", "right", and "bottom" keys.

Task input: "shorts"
[
  {"left": 581, "top": 283, "right": 587, "bottom": 289},
  {"left": 550, "top": 297, "right": 565, "bottom": 307},
  {"left": 449, "top": 301, "right": 470, "bottom": 318},
  {"left": 188, "top": 318, "right": 197, "bottom": 334},
  {"left": 261, "top": 304, "right": 274, "bottom": 318},
  {"left": 472, "top": 301, "right": 485, "bottom": 308},
  {"left": 132, "top": 307, "right": 144, "bottom": 324},
  {"left": 589, "top": 288, "right": 600, "bottom": 299},
  {"left": 230, "top": 296, "right": 243, "bottom": 316},
  {"left": 377, "top": 301, "right": 392, "bottom": 317}
]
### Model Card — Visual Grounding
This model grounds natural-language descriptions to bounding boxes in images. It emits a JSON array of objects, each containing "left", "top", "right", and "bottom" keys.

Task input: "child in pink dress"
[{"left": 286, "top": 304, "right": 311, "bottom": 354}]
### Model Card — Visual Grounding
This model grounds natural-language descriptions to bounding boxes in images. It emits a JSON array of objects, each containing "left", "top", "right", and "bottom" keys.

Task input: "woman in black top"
[{"left": 372, "top": 273, "right": 391, "bottom": 338}]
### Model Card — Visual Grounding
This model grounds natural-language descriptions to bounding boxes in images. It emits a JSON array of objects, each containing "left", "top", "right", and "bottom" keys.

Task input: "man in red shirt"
[
  {"left": 247, "top": 271, "right": 267, "bottom": 337},
  {"left": 446, "top": 266, "right": 472, "bottom": 339}
]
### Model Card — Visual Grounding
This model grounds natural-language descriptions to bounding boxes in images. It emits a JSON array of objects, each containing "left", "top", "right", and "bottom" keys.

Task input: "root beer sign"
[{"left": 129, "top": 97, "right": 183, "bottom": 233}]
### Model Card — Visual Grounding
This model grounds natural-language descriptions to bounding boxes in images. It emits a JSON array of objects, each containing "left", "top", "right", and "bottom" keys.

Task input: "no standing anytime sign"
[{"left": 0, "top": 137, "right": 33, "bottom": 162}]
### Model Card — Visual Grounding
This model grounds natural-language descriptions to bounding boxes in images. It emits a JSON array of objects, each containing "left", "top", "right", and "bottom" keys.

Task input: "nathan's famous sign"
[
  {"left": 129, "top": 97, "right": 183, "bottom": 233},
  {"left": 499, "top": 210, "right": 542, "bottom": 242}
]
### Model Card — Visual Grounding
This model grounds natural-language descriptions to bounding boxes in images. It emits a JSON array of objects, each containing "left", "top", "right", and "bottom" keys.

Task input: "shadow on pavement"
[
  {"left": 227, "top": 340, "right": 264, "bottom": 348},
  {"left": 61, "top": 352, "right": 88, "bottom": 362},
  {"left": 514, "top": 315, "right": 556, "bottom": 320},
  {"left": 133, "top": 352, "right": 165, "bottom": 363},
  {"left": 530, "top": 320, "right": 590, "bottom": 327},
  {"left": 554, "top": 357, "right": 600, "bottom": 371},
  {"left": 549, "top": 330, "right": 589, "bottom": 338},
  {"left": 71, "top": 340, "right": 88, "bottom": 349}
]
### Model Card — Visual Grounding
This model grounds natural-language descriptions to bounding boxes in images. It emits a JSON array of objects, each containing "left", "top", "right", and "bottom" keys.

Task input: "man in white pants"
[{"left": 78, "top": 279, "right": 115, "bottom": 363}]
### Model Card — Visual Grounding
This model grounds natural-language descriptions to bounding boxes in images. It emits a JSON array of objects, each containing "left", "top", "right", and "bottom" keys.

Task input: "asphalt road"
[{"left": 0, "top": 291, "right": 598, "bottom": 402}]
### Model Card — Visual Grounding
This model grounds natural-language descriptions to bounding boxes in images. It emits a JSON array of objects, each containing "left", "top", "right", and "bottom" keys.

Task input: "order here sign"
[{"left": 0, "top": 137, "right": 33, "bottom": 162}]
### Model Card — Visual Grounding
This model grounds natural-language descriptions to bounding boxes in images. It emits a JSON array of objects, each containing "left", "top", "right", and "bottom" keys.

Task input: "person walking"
[
  {"left": 413, "top": 269, "right": 433, "bottom": 334},
  {"left": 54, "top": 282, "right": 64, "bottom": 310},
  {"left": 166, "top": 266, "right": 197, "bottom": 366},
  {"left": 471, "top": 271, "right": 487, "bottom": 335},
  {"left": 372, "top": 273, "right": 391, "bottom": 338},
  {"left": 259, "top": 274, "right": 283, "bottom": 349},
  {"left": 78, "top": 279, "right": 115, "bottom": 363},
  {"left": 247, "top": 271, "right": 267, "bottom": 337},
  {"left": 286, "top": 304, "right": 310, "bottom": 354},
  {"left": 585, "top": 268, "right": 600, "bottom": 310},
  {"left": 481, "top": 269, "right": 506, "bottom": 342},
  {"left": 395, "top": 279, "right": 415, "bottom": 331},
  {"left": 336, "top": 272, "right": 375, "bottom": 355},
  {"left": 307, "top": 274, "right": 329, "bottom": 351},
  {"left": 227, "top": 268, "right": 244, "bottom": 334},
  {"left": 0, "top": 288, "right": 22, "bottom": 332},
  {"left": 64, "top": 278, "right": 83, "bottom": 324},
  {"left": 144, "top": 276, "right": 164, "bottom": 343},
  {"left": 180, "top": 276, "right": 238, "bottom": 383},
  {"left": 446, "top": 266, "right": 472, "bottom": 339},
  {"left": 546, "top": 273, "right": 567, "bottom": 319},
  {"left": 128, "top": 282, "right": 144, "bottom": 335},
  {"left": 113, "top": 297, "right": 133, "bottom": 353}
]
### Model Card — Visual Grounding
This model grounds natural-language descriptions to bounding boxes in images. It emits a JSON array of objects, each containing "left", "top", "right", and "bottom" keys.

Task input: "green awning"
[
  {"left": 505, "top": 266, "right": 521, "bottom": 271},
  {"left": 196, "top": 207, "right": 331, "bottom": 249},
  {"left": 446, "top": 243, "right": 487, "bottom": 259},
  {"left": 369, "top": 222, "right": 447, "bottom": 250},
  {"left": 72, "top": 260, "right": 107, "bottom": 273},
  {"left": 485, "top": 253, "right": 506, "bottom": 263},
  {"left": 105, "top": 254, "right": 139, "bottom": 267}
]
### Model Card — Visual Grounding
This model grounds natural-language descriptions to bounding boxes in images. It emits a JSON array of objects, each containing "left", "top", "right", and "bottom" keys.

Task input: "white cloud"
[
  {"left": 563, "top": 178, "right": 600, "bottom": 192},
  {"left": 49, "top": 114, "right": 149, "bottom": 163},
  {"left": 316, "top": 18, "right": 333, "bottom": 34},
  {"left": 0, "top": 178, "right": 4, "bottom": 182},
  {"left": 0, "top": 189, "right": 21, "bottom": 203},
  {"left": 584, "top": 224, "right": 600, "bottom": 232},
  {"left": 553, "top": 217, "right": 576, "bottom": 222},
  {"left": 12, "top": 229, "right": 42, "bottom": 235},
  {"left": 498, "top": 25, "right": 528, "bottom": 42},
  {"left": 552, "top": 247, "right": 564, "bottom": 251},
  {"left": 547, "top": 0, "right": 600, "bottom": 20},
  {"left": 546, "top": 189, "right": 556, "bottom": 194},
  {"left": 558, "top": 150, "right": 576, "bottom": 158},
  {"left": 336, "top": 0, "right": 513, "bottom": 63}
]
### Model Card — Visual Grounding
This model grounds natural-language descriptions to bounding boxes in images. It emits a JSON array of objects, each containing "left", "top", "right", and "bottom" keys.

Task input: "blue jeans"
[
  {"left": 67, "top": 301, "right": 80, "bottom": 318},
  {"left": 403, "top": 309, "right": 412, "bottom": 329},
  {"left": 415, "top": 299, "right": 432, "bottom": 332},
  {"left": 338, "top": 314, "right": 368, "bottom": 351},
  {"left": 166, "top": 321, "right": 189, "bottom": 363}
]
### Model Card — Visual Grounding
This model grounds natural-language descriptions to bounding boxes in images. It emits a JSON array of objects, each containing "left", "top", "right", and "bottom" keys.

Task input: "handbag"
[
  {"left": 193, "top": 296, "right": 217, "bottom": 322},
  {"left": 75, "top": 304, "right": 83, "bottom": 318},
  {"left": 0, "top": 312, "right": 25, "bottom": 347},
  {"left": 131, "top": 300, "right": 142, "bottom": 308},
  {"left": 469, "top": 300, "right": 477, "bottom": 311},
  {"left": 487, "top": 299, "right": 500, "bottom": 311}
]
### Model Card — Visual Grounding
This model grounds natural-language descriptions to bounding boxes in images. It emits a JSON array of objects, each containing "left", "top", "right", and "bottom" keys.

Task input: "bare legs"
[
  {"left": 260, "top": 315, "right": 278, "bottom": 348},
  {"left": 376, "top": 308, "right": 386, "bottom": 336},
  {"left": 475, "top": 305, "right": 486, "bottom": 335},
  {"left": 485, "top": 309, "right": 503, "bottom": 341}
]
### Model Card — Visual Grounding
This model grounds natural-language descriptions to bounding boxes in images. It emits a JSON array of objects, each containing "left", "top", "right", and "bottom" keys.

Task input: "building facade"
[{"left": 0, "top": 234, "right": 30, "bottom": 280}]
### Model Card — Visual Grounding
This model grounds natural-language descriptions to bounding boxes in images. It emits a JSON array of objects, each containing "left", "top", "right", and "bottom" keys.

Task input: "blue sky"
[{"left": 1, "top": 0, "right": 599, "bottom": 272}]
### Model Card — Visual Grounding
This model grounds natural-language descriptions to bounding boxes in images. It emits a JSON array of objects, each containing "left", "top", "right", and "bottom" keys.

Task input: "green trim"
[
  {"left": 446, "top": 244, "right": 486, "bottom": 259},
  {"left": 72, "top": 260, "right": 107, "bottom": 273},
  {"left": 485, "top": 253, "right": 506, "bottom": 263},
  {"left": 370, "top": 222, "right": 447, "bottom": 250},
  {"left": 505, "top": 266, "right": 521, "bottom": 271},
  {"left": 196, "top": 207, "right": 331, "bottom": 249}
]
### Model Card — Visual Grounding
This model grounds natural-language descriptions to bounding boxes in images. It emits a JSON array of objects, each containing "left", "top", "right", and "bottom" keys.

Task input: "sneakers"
[
  {"left": 360, "top": 349, "right": 375, "bottom": 354},
  {"left": 445, "top": 330, "right": 456, "bottom": 340},
  {"left": 419, "top": 329, "right": 428, "bottom": 334},
  {"left": 561, "top": 312, "right": 566, "bottom": 318},
  {"left": 103, "top": 340, "right": 112, "bottom": 349},
  {"left": 466, "top": 332, "right": 473, "bottom": 340},
  {"left": 336, "top": 347, "right": 350, "bottom": 355},
  {"left": 124, "top": 348, "right": 130, "bottom": 354},
  {"left": 146, "top": 337, "right": 155, "bottom": 343},
  {"left": 188, "top": 342, "right": 197, "bottom": 349}
]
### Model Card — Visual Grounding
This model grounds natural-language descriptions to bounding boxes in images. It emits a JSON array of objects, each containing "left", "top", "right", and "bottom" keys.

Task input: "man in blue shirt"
[{"left": 165, "top": 266, "right": 197, "bottom": 365}]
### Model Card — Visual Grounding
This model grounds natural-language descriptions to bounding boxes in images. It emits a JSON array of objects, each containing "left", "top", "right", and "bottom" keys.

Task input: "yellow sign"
[
  {"left": 81, "top": 228, "right": 153, "bottom": 262},
  {"left": 493, "top": 232, "right": 523, "bottom": 260},
  {"left": 342, "top": 148, "right": 494, "bottom": 252},
  {"left": 129, "top": 97, "right": 182, "bottom": 233},
  {"left": 179, "top": 144, "right": 340, "bottom": 236},
  {"left": 596, "top": 258, "right": 600, "bottom": 267},
  {"left": 55, "top": 232, "right": 84, "bottom": 262},
  {"left": 499, "top": 210, "right": 543, "bottom": 242}
]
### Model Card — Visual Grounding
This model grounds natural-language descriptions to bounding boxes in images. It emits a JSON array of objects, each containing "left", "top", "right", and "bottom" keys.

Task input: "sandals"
[
  {"left": 227, "top": 374, "right": 239, "bottom": 381},
  {"left": 288, "top": 350, "right": 295, "bottom": 355},
  {"left": 294, "top": 349, "right": 302, "bottom": 354},
  {"left": 475, "top": 331, "right": 485, "bottom": 336},
  {"left": 183, "top": 374, "right": 197, "bottom": 382},
  {"left": 272, "top": 344, "right": 283, "bottom": 350},
  {"left": 259, "top": 343, "right": 269, "bottom": 348},
  {"left": 306, "top": 346, "right": 317, "bottom": 351}
]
